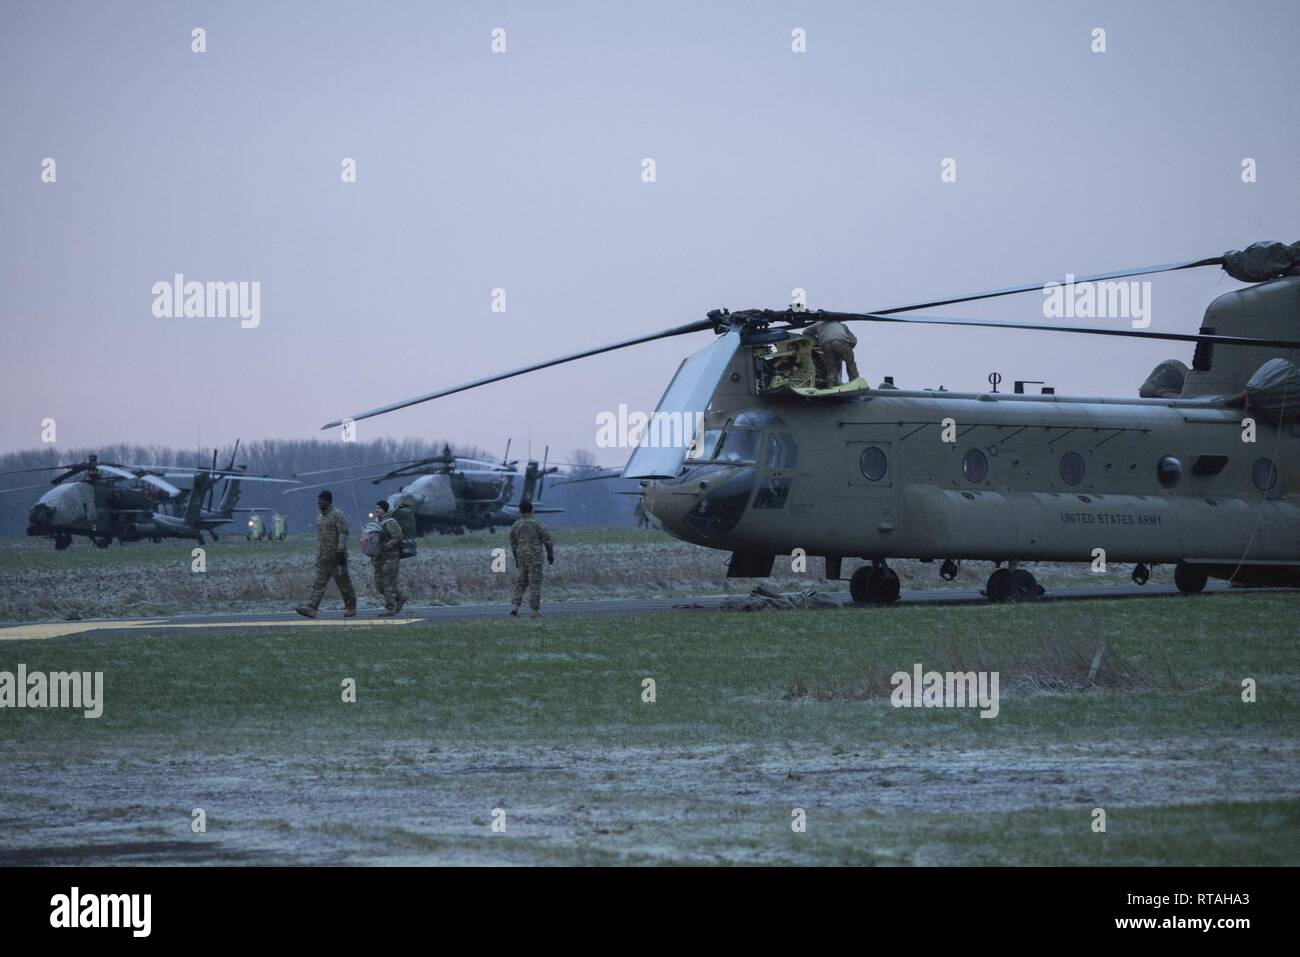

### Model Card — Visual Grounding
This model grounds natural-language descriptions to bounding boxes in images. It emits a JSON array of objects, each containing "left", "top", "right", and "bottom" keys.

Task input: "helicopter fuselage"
[
  {"left": 644, "top": 388, "right": 1297, "bottom": 577},
  {"left": 643, "top": 274, "right": 1299, "bottom": 589}
]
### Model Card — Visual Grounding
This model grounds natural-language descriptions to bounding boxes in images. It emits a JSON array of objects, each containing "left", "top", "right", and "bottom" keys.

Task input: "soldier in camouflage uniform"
[
  {"left": 373, "top": 499, "right": 408, "bottom": 618},
  {"left": 804, "top": 318, "right": 861, "bottom": 387},
  {"left": 295, "top": 490, "right": 356, "bottom": 618},
  {"left": 509, "top": 499, "right": 554, "bottom": 618}
]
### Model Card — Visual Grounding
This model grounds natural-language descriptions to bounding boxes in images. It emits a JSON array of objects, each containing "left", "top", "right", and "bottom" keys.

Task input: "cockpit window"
[
  {"left": 715, "top": 428, "right": 759, "bottom": 464},
  {"left": 732, "top": 408, "right": 785, "bottom": 428},
  {"left": 687, "top": 429, "right": 722, "bottom": 461}
]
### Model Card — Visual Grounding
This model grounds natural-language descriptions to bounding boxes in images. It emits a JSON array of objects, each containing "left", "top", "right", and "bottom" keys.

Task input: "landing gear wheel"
[
  {"left": 867, "top": 564, "right": 901, "bottom": 604},
  {"left": 849, "top": 564, "right": 901, "bottom": 605},
  {"left": 985, "top": 567, "right": 1011, "bottom": 602},
  {"left": 1174, "top": 562, "right": 1208, "bottom": 594},
  {"left": 1005, "top": 568, "right": 1041, "bottom": 601},
  {"left": 849, "top": 566, "right": 870, "bottom": 603}
]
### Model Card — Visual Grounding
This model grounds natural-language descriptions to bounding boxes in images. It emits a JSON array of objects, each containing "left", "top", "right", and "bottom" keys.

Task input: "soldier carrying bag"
[{"left": 360, "top": 522, "right": 385, "bottom": 558}]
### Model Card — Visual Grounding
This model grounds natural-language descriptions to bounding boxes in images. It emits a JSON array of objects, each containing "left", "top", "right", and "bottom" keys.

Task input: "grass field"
[
  {"left": 2, "top": 591, "right": 1296, "bottom": 864},
  {"left": 0, "top": 529, "right": 1166, "bottom": 621}
]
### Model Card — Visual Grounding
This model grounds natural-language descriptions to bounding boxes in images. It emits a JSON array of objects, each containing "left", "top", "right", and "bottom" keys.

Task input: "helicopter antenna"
[
  {"left": 539, "top": 446, "right": 549, "bottom": 500},
  {"left": 206, "top": 448, "right": 218, "bottom": 511}
]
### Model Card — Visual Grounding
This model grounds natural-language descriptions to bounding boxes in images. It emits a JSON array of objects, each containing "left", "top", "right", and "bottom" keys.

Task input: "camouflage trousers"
[
  {"left": 307, "top": 555, "right": 356, "bottom": 610},
  {"left": 511, "top": 554, "right": 545, "bottom": 611},
  {"left": 372, "top": 554, "right": 406, "bottom": 612},
  {"left": 814, "top": 341, "right": 860, "bottom": 386}
]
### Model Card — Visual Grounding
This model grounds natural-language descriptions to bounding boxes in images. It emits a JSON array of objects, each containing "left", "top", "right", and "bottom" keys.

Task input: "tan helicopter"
[{"left": 325, "top": 241, "right": 1300, "bottom": 604}]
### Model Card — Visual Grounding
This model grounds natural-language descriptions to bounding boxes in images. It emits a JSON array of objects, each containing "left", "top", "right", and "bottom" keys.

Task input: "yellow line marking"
[
  {"left": 163, "top": 619, "right": 420, "bottom": 629},
  {"left": 0, "top": 618, "right": 419, "bottom": 641},
  {"left": 0, "top": 620, "right": 166, "bottom": 641}
]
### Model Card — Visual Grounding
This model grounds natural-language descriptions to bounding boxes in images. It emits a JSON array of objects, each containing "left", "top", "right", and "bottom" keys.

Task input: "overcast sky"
[{"left": 2, "top": 0, "right": 1297, "bottom": 465}]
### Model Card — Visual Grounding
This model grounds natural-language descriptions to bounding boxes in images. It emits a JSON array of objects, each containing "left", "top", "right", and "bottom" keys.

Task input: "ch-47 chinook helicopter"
[
  {"left": 286, "top": 442, "right": 561, "bottom": 535},
  {"left": 324, "top": 241, "right": 1300, "bottom": 604},
  {"left": 0, "top": 445, "right": 296, "bottom": 549}
]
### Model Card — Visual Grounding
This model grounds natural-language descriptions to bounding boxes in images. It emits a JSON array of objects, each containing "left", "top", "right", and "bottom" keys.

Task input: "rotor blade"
[
  {"left": 283, "top": 473, "right": 397, "bottom": 494},
  {"left": 214, "top": 475, "right": 298, "bottom": 485},
  {"left": 98, "top": 464, "right": 138, "bottom": 480},
  {"left": 293, "top": 459, "right": 428, "bottom": 478},
  {"left": 830, "top": 311, "right": 1300, "bottom": 349},
  {"left": 866, "top": 256, "right": 1225, "bottom": 317},
  {"left": 158, "top": 469, "right": 295, "bottom": 482},
  {"left": 0, "top": 464, "right": 81, "bottom": 477},
  {"left": 553, "top": 467, "right": 625, "bottom": 486},
  {"left": 322, "top": 318, "right": 714, "bottom": 429},
  {"left": 140, "top": 474, "right": 183, "bottom": 497},
  {"left": 0, "top": 482, "right": 56, "bottom": 495}
]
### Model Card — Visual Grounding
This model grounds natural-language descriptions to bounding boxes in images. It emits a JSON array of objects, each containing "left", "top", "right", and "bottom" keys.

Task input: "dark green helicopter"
[
  {"left": 285, "top": 441, "right": 562, "bottom": 536},
  {"left": 0, "top": 444, "right": 296, "bottom": 549}
]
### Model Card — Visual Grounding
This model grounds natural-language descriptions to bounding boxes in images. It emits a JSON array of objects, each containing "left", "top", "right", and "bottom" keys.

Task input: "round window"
[
  {"left": 1157, "top": 455, "right": 1182, "bottom": 488},
  {"left": 859, "top": 446, "right": 887, "bottom": 481},
  {"left": 962, "top": 448, "right": 988, "bottom": 483},
  {"left": 1059, "top": 451, "right": 1085, "bottom": 486},
  {"left": 1252, "top": 457, "right": 1278, "bottom": 492}
]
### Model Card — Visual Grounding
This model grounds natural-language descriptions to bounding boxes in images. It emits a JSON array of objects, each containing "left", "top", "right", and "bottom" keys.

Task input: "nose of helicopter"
[
  {"left": 644, "top": 466, "right": 756, "bottom": 543},
  {"left": 28, "top": 502, "right": 55, "bottom": 527}
]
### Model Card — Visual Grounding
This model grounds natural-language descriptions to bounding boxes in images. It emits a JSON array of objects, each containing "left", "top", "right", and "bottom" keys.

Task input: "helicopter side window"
[
  {"left": 1059, "top": 451, "right": 1086, "bottom": 486},
  {"left": 753, "top": 475, "right": 794, "bottom": 509},
  {"left": 962, "top": 449, "right": 989, "bottom": 484},
  {"left": 859, "top": 447, "right": 888, "bottom": 481},
  {"left": 1252, "top": 457, "right": 1278, "bottom": 492},
  {"left": 766, "top": 431, "right": 799, "bottom": 469},
  {"left": 1157, "top": 455, "right": 1182, "bottom": 488}
]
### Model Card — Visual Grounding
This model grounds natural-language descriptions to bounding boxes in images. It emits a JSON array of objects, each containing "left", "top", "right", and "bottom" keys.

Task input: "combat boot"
[
  {"left": 295, "top": 606, "right": 317, "bottom": 619},
  {"left": 343, "top": 607, "right": 357, "bottom": 619}
]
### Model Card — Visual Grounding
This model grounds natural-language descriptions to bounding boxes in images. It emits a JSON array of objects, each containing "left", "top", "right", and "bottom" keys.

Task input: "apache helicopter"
[
  {"left": 287, "top": 442, "right": 561, "bottom": 535},
  {"left": 0, "top": 445, "right": 295, "bottom": 548},
  {"left": 323, "top": 241, "right": 1300, "bottom": 603}
]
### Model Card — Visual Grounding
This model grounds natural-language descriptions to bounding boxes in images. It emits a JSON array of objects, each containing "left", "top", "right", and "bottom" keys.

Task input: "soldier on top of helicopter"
[{"left": 796, "top": 302, "right": 861, "bottom": 388}]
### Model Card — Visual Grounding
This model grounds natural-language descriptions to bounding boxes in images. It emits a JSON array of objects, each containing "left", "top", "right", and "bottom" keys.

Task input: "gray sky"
[{"left": 2, "top": 0, "right": 1297, "bottom": 465}]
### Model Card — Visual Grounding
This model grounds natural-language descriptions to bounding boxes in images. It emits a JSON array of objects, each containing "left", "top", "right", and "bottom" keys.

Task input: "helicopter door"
[
  {"left": 845, "top": 440, "right": 902, "bottom": 536},
  {"left": 752, "top": 430, "right": 799, "bottom": 510}
]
